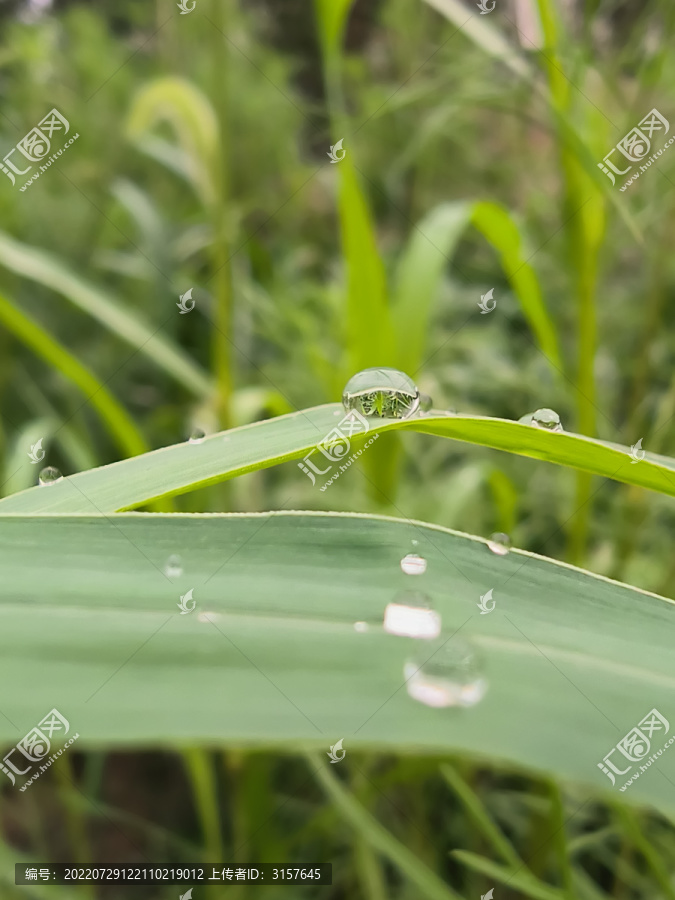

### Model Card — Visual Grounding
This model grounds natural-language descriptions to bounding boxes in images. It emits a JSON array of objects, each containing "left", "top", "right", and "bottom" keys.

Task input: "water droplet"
[
  {"left": 400, "top": 553, "right": 427, "bottom": 575},
  {"left": 383, "top": 591, "right": 441, "bottom": 639},
  {"left": 342, "top": 368, "right": 420, "bottom": 419},
  {"left": 188, "top": 427, "right": 206, "bottom": 444},
  {"left": 411, "top": 539, "right": 419, "bottom": 547},
  {"left": 419, "top": 393, "right": 433, "bottom": 412},
  {"left": 38, "top": 466, "right": 62, "bottom": 486},
  {"left": 354, "top": 621, "right": 368, "bottom": 633},
  {"left": 520, "top": 408, "right": 563, "bottom": 432},
  {"left": 198, "top": 611, "right": 222, "bottom": 623},
  {"left": 164, "top": 554, "right": 183, "bottom": 578},
  {"left": 404, "top": 639, "right": 486, "bottom": 708},
  {"left": 487, "top": 533, "right": 511, "bottom": 555}
]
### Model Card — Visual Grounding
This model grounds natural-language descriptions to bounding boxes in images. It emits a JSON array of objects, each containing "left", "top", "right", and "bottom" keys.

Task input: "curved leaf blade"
[{"left": 0, "top": 406, "right": 673, "bottom": 514}]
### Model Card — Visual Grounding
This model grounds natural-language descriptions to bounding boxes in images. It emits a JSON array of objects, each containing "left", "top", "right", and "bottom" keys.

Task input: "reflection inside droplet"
[
  {"left": 487, "top": 533, "right": 511, "bottom": 556},
  {"left": 404, "top": 639, "right": 486, "bottom": 708},
  {"left": 383, "top": 591, "right": 440, "bottom": 639},
  {"left": 342, "top": 367, "right": 420, "bottom": 419},
  {"left": 38, "top": 466, "right": 62, "bottom": 486},
  {"left": 164, "top": 554, "right": 183, "bottom": 578},
  {"left": 400, "top": 553, "right": 427, "bottom": 575}
]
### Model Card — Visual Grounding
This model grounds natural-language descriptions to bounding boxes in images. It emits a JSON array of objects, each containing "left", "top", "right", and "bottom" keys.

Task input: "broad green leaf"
[
  {"left": 1, "top": 406, "right": 673, "bottom": 514},
  {"left": 0, "top": 291, "right": 148, "bottom": 460},
  {"left": 471, "top": 202, "right": 563, "bottom": 374},
  {"left": 0, "top": 232, "right": 211, "bottom": 399},
  {"left": 392, "top": 201, "right": 472, "bottom": 374},
  {"left": 1, "top": 512, "right": 673, "bottom": 819}
]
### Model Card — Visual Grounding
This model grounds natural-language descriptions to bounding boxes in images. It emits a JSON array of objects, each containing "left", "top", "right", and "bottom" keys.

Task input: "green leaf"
[
  {"left": 471, "top": 201, "right": 563, "bottom": 375},
  {"left": 392, "top": 201, "right": 472, "bottom": 374},
  {"left": 1, "top": 511, "right": 673, "bottom": 819},
  {"left": 0, "top": 232, "right": 211, "bottom": 399},
  {"left": 313, "top": 0, "right": 356, "bottom": 59},
  {"left": 309, "top": 753, "right": 464, "bottom": 900},
  {"left": 0, "top": 291, "right": 149, "bottom": 460},
  {"left": 1, "top": 405, "right": 673, "bottom": 514},
  {"left": 338, "top": 161, "right": 393, "bottom": 376}
]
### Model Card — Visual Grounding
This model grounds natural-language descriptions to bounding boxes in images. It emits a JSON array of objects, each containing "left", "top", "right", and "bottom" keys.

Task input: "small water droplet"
[
  {"left": 342, "top": 368, "right": 420, "bottom": 419},
  {"left": 38, "top": 466, "right": 62, "bottom": 486},
  {"left": 383, "top": 591, "right": 441, "bottom": 639},
  {"left": 400, "top": 553, "right": 427, "bottom": 575},
  {"left": 404, "top": 639, "right": 486, "bottom": 708},
  {"left": 354, "top": 621, "right": 368, "bottom": 632},
  {"left": 419, "top": 393, "right": 433, "bottom": 412},
  {"left": 198, "top": 611, "right": 222, "bottom": 623},
  {"left": 487, "top": 533, "right": 511, "bottom": 556},
  {"left": 188, "top": 427, "right": 206, "bottom": 444},
  {"left": 520, "top": 408, "right": 563, "bottom": 432},
  {"left": 164, "top": 554, "right": 183, "bottom": 578}
]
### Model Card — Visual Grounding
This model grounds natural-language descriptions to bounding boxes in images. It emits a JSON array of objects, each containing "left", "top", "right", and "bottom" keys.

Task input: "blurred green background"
[{"left": 1, "top": 0, "right": 675, "bottom": 896}]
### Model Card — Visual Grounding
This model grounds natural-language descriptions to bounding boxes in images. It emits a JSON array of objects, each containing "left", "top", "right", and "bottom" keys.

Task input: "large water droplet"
[
  {"left": 383, "top": 591, "right": 441, "bottom": 639},
  {"left": 520, "top": 408, "right": 563, "bottom": 432},
  {"left": 38, "top": 466, "right": 62, "bottom": 486},
  {"left": 342, "top": 368, "right": 420, "bottom": 419},
  {"left": 487, "top": 533, "right": 511, "bottom": 555},
  {"left": 164, "top": 554, "right": 183, "bottom": 578},
  {"left": 400, "top": 553, "right": 427, "bottom": 575},
  {"left": 188, "top": 427, "right": 206, "bottom": 444},
  {"left": 404, "top": 639, "right": 486, "bottom": 708}
]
